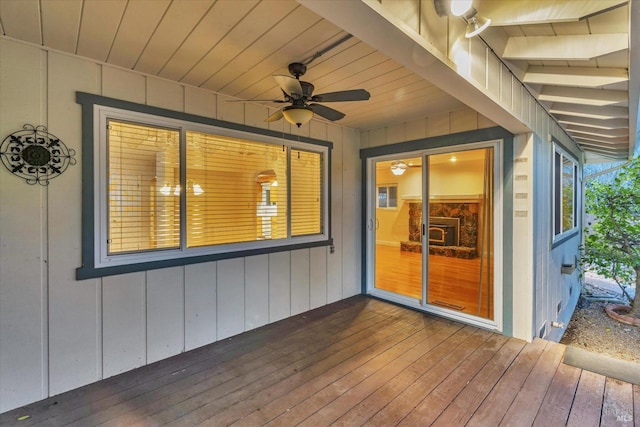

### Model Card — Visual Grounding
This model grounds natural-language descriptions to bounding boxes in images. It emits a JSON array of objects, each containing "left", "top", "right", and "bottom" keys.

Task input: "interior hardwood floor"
[
  {"left": 2, "top": 296, "right": 636, "bottom": 427},
  {"left": 375, "top": 244, "right": 493, "bottom": 319}
]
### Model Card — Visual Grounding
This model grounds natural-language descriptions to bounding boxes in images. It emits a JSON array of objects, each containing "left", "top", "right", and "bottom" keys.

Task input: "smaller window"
[
  {"left": 553, "top": 145, "right": 579, "bottom": 238},
  {"left": 377, "top": 185, "right": 398, "bottom": 208}
]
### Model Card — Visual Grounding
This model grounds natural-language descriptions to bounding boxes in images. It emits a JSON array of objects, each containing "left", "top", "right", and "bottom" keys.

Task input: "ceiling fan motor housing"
[{"left": 288, "top": 62, "right": 307, "bottom": 78}]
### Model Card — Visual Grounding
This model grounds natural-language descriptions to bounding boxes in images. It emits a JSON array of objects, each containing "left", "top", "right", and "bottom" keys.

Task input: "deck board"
[
  {"left": 566, "top": 370, "right": 607, "bottom": 427},
  {"left": 532, "top": 361, "right": 581, "bottom": 426},
  {"left": 1, "top": 295, "right": 637, "bottom": 427}
]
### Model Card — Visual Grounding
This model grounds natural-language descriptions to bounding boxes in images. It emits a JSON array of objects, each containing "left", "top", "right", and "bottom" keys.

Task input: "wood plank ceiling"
[{"left": 0, "top": 0, "right": 636, "bottom": 161}]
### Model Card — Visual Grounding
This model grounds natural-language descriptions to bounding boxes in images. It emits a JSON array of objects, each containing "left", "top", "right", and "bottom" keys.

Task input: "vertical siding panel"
[
  {"left": 406, "top": 118, "right": 426, "bottom": 141},
  {"left": 146, "top": 267, "right": 184, "bottom": 363},
  {"left": 102, "top": 273, "right": 146, "bottom": 377},
  {"left": 217, "top": 94, "right": 244, "bottom": 123},
  {"left": 146, "top": 78, "right": 184, "bottom": 111},
  {"left": 290, "top": 249, "right": 310, "bottom": 316},
  {"left": 217, "top": 258, "right": 245, "bottom": 340},
  {"left": 367, "top": 128, "right": 387, "bottom": 148},
  {"left": 387, "top": 123, "right": 405, "bottom": 144},
  {"left": 309, "top": 120, "right": 327, "bottom": 141},
  {"left": 0, "top": 40, "right": 48, "bottom": 412},
  {"left": 47, "top": 52, "right": 102, "bottom": 395},
  {"left": 244, "top": 103, "right": 269, "bottom": 130},
  {"left": 184, "top": 86, "right": 217, "bottom": 119},
  {"left": 244, "top": 254, "right": 269, "bottom": 330},
  {"left": 427, "top": 112, "right": 450, "bottom": 137},
  {"left": 478, "top": 114, "right": 497, "bottom": 129},
  {"left": 512, "top": 79, "right": 523, "bottom": 120},
  {"left": 381, "top": 0, "right": 419, "bottom": 32},
  {"left": 269, "top": 251, "right": 291, "bottom": 322},
  {"left": 450, "top": 108, "right": 478, "bottom": 133},
  {"left": 501, "top": 65, "right": 512, "bottom": 108},
  {"left": 470, "top": 40, "right": 487, "bottom": 89},
  {"left": 184, "top": 262, "right": 217, "bottom": 351},
  {"left": 341, "top": 127, "right": 361, "bottom": 297},
  {"left": 102, "top": 66, "right": 145, "bottom": 103},
  {"left": 327, "top": 124, "right": 344, "bottom": 302},
  {"left": 487, "top": 53, "right": 501, "bottom": 101},
  {"left": 309, "top": 246, "right": 328, "bottom": 309}
]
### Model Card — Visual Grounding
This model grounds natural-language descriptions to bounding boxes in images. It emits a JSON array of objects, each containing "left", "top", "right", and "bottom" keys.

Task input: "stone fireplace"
[{"left": 400, "top": 201, "right": 479, "bottom": 258}]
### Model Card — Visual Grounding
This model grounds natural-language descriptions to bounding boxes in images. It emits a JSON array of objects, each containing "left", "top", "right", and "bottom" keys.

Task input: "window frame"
[
  {"left": 376, "top": 184, "right": 398, "bottom": 209},
  {"left": 552, "top": 142, "right": 579, "bottom": 243},
  {"left": 76, "top": 92, "right": 332, "bottom": 279}
]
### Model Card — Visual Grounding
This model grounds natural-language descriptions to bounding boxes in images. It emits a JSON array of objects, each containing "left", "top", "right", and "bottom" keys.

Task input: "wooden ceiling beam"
[
  {"left": 481, "top": 0, "right": 627, "bottom": 26},
  {"left": 565, "top": 125, "right": 629, "bottom": 138},
  {"left": 524, "top": 66, "right": 628, "bottom": 87},
  {"left": 503, "top": 34, "right": 627, "bottom": 61},
  {"left": 555, "top": 115, "right": 628, "bottom": 129},
  {"left": 573, "top": 134, "right": 628, "bottom": 145},
  {"left": 539, "top": 86, "right": 627, "bottom": 107},
  {"left": 550, "top": 103, "right": 628, "bottom": 119}
]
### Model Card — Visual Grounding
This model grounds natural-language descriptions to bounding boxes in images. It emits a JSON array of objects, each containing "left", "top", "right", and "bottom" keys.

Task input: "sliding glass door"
[
  {"left": 372, "top": 156, "right": 424, "bottom": 301},
  {"left": 368, "top": 144, "right": 498, "bottom": 324}
]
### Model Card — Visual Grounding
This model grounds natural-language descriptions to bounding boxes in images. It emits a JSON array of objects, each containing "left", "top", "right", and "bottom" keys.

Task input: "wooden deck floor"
[{"left": 1, "top": 296, "right": 638, "bottom": 426}]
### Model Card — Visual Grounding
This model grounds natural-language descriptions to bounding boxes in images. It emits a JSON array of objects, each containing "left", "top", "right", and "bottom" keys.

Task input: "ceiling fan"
[{"left": 243, "top": 62, "right": 370, "bottom": 127}]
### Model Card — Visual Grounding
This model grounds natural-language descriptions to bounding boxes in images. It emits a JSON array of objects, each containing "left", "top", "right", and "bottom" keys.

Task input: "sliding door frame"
[{"left": 361, "top": 127, "right": 513, "bottom": 332}]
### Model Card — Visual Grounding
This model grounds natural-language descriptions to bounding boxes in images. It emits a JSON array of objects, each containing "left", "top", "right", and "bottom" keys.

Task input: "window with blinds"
[
  {"left": 185, "top": 131, "right": 289, "bottom": 247},
  {"left": 291, "top": 149, "right": 323, "bottom": 236},
  {"left": 107, "top": 121, "right": 180, "bottom": 254},
  {"left": 95, "top": 108, "right": 329, "bottom": 269}
]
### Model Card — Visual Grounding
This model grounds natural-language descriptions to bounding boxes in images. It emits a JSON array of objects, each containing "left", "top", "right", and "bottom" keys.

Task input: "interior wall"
[
  {"left": 0, "top": 37, "right": 361, "bottom": 413},
  {"left": 374, "top": 155, "right": 486, "bottom": 245}
]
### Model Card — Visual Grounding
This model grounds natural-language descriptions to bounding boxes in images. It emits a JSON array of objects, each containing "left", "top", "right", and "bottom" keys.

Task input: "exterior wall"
[
  {"left": 373, "top": 0, "right": 584, "bottom": 341},
  {"left": 532, "top": 134, "right": 582, "bottom": 342},
  {"left": 0, "top": 38, "right": 361, "bottom": 413}
]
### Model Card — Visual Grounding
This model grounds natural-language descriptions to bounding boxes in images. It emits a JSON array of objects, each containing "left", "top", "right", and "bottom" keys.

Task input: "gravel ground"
[{"left": 560, "top": 280, "right": 639, "bottom": 363}]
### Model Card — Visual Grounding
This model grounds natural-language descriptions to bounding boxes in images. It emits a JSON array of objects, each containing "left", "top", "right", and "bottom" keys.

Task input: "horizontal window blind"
[
  {"left": 107, "top": 120, "right": 180, "bottom": 254},
  {"left": 291, "top": 149, "right": 323, "bottom": 236},
  {"left": 186, "top": 131, "right": 288, "bottom": 247}
]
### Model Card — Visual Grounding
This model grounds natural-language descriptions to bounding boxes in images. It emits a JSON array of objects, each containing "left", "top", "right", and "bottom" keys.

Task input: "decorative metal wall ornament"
[{"left": 0, "top": 124, "right": 76, "bottom": 185}]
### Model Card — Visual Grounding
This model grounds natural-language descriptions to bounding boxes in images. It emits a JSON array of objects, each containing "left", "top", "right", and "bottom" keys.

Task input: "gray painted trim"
[
  {"left": 76, "top": 92, "right": 333, "bottom": 148},
  {"left": 75, "top": 91, "right": 333, "bottom": 280},
  {"left": 360, "top": 127, "right": 513, "bottom": 159},
  {"left": 551, "top": 229, "right": 580, "bottom": 249},
  {"left": 76, "top": 239, "right": 333, "bottom": 280}
]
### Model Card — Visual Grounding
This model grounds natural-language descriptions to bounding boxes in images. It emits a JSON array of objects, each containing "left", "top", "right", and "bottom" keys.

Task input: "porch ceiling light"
[
  {"left": 391, "top": 160, "right": 408, "bottom": 176},
  {"left": 282, "top": 106, "right": 314, "bottom": 128},
  {"left": 465, "top": 13, "right": 491, "bottom": 38},
  {"left": 450, "top": 0, "right": 473, "bottom": 16},
  {"left": 434, "top": 0, "right": 491, "bottom": 38}
]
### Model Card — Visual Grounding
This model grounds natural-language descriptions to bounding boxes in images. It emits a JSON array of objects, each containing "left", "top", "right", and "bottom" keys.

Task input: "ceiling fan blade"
[
  {"left": 265, "top": 109, "right": 284, "bottom": 123},
  {"left": 312, "top": 89, "right": 370, "bottom": 102},
  {"left": 273, "top": 75, "right": 303, "bottom": 98},
  {"left": 224, "top": 99, "right": 287, "bottom": 103},
  {"left": 308, "top": 103, "right": 345, "bottom": 121}
]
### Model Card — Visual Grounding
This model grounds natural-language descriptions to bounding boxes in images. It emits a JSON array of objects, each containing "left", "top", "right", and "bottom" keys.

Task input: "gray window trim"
[{"left": 76, "top": 92, "right": 332, "bottom": 280}]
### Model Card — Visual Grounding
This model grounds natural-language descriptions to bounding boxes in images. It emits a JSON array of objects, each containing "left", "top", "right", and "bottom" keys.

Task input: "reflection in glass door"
[
  {"left": 426, "top": 148, "right": 494, "bottom": 319},
  {"left": 370, "top": 147, "right": 495, "bottom": 321},
  {"left": 373, "top": 157, "right": 423, "bottom": 300}
]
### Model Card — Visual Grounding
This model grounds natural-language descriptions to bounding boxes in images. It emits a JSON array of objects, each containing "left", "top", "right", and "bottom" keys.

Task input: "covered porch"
[{"left": 1, "top": 296, "right": 636, "bottom": 426}]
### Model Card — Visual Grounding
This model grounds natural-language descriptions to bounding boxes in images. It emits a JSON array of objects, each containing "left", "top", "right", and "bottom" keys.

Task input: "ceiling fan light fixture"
[
  {"left": 465, "top": 14, "right": 491, "bottom": 38},
  {"left": 282, "top": 106, "right": 314, "bottom": 127},
  {"left": 391, "top": 160, "right": 408, "bottom": 176}
]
